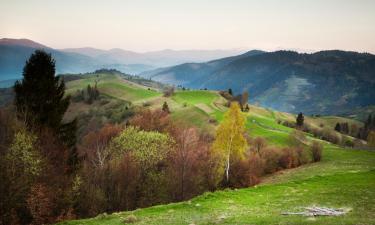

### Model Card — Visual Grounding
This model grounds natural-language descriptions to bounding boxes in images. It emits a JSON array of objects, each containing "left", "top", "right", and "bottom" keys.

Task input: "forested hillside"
[{"left": 144, "top": 50, "right": 375, "bottom": 115}]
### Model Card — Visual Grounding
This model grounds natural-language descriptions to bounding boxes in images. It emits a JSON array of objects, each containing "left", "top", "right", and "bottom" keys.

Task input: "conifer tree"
[
  {"left": 14, "top": 50, "right": 76, "bottom": 147},
  {"left": 296, "top": 112, "right": 304, "bottom": 127},
  {"left": 162, "top": 101, "right": 170, "bottom": 113}
]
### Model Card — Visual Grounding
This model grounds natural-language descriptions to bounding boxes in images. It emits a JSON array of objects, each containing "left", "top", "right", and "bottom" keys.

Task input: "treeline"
[
  {"left": 219, "top": 88, "right": 250, "bottom": 112},
  {"left": 279, "top": 112, "right": 375, "bottom": 148}
]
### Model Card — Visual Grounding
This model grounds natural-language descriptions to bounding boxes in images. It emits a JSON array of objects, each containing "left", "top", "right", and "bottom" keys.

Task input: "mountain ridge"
[{"left": 143, "top": 50, "right": 375, "bottom": 115}]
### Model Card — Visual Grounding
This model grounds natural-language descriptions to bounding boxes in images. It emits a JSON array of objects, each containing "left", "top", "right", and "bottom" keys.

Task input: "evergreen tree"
[
  {"left": 244, "top": 104, "right": 250, "bottom": 112},
  {"left": 162, "top": 101, "right": 170, "bottom": 113},
  {"left": 296, "top": 112, "right": 304, "bottom": 127},
  {"left": 14, "top": 50, "right": 76, "bottom": 148},
  {"left": 334, "top": 123, "right": 341, "bottom": 132},
  {"left": 228, "top": 88, "right": 233, "bottom": 96}
]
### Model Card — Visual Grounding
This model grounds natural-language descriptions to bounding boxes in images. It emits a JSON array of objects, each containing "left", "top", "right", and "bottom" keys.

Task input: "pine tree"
[
  {"left": 14, "top": 50, "right": 76, "bottom": 147},
  {"left": 162, "top": 101, "right": 170, "bottom": 113},
  {"left": 212, "top": 102, "right": 247, "bottom": 184},
  {"left": 228, "top": 88, "right": 233, "bottom": 96},
  {"left": 334, "top": 123, "right": 341, "bottom": 132},
  {"left": 244, "top": 104, "right": 250, "bottom": 112},
  {"left": 296, "top": 112, "right": 304, "bottom": 127}
]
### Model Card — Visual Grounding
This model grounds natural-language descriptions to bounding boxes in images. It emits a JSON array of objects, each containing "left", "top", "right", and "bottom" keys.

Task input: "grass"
[
  {"left": 60, "top": 74, "right": 375, "bottom": 225},
  {"left": 66, "top": 74, "right": 161, "bottom": 102},
  {"left": 172, "top": 90, "right": 219, "bottom": 106}
]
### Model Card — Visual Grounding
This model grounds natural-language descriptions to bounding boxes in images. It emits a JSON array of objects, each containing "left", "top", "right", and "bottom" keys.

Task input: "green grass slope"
[
  {"left": 60, "top": 74, "right": 375, "bottom": 225},
  {"left": 66, "top": 74, "right": 161, "bottom": 102}
]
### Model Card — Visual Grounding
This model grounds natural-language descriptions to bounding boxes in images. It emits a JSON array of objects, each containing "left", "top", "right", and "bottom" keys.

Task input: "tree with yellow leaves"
[{"left": 212, "top": 102, "right": 248, "bottom": 184}]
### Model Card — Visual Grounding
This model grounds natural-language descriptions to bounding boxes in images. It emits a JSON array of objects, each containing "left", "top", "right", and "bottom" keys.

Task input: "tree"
[
  {"left": 253, "top": 137, "right": 267, "bottom": 154},
  {"left": 212, "top": 102, "right": 247, "bottom": 184},
  {"left": 244, "top": 104, "right": 250, "bottom": 112},
  {"left": 162, "top": 101, "right": 170, "bottom": 113},
  {"left": 310, "top": 141, "right": 323, "bottom": 162},
  {"left": 163, "top": 87, "right": 175, "bottom": 97},
  {"left": 110, "top": 126, "right": 173, "bottom": 169},
  {"left": 241, "top": 91, "right": 249, "bottom": 111},
  {"left": 368, "top": 131, "right": 375, "bottom": 147},
  {"left": 14, "top": 50, "right": 76, "bottom": 147},
  {"left": 228, "top": 88, "right": 233, "bottom": 96},
  {"left": 80, "top": 124, "right": 123, "bottom": 168},
  {"left": 130, "top": 109, "right": 170, "bottom": 132},
  {"left": 334, "top": 123, "right": 341, "bottom": 132},
  {"left": 296, "top": 112, "right": 304, "bottom": 127}
]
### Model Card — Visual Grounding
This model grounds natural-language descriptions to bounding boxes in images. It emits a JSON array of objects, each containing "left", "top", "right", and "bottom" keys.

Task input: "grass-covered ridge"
[{"left": 59, "top": 73, "right": 375, "bottom": 225}]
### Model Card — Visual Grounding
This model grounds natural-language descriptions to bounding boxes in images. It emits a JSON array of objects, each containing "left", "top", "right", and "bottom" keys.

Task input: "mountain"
[
  {"left": 0, "top": 38, "right": 246, "bottom": 82},
  {"left": 61, "top": 48, "right": 248, "bottom": 67},
  {"left": 144, "top": 50, "right": 375, "bottom": 115}
]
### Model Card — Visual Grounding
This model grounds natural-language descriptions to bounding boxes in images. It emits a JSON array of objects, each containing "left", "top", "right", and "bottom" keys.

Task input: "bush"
[
  {"left": 228, "top": 153, "right": 263, "bottom": 188},
  {"left": 261, "top": 147, "right": 282, "bottom": 174},
  {"left": 311, "top": 141, "right": 323, "bottom": 162},
  {"left": 322, "top": 128, "right": 341, "bottom": 144},
  {"left": 123, "top": 214, "right": 137, "bottom": 223}
]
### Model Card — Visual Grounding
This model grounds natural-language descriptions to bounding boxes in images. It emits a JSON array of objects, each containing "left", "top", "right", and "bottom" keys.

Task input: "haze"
[{"left": 1, "top": 0, "right": 375, "bottom": 53}]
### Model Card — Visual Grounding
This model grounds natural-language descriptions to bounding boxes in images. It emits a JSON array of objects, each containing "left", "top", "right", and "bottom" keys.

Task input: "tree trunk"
[{"left": 225, "top": 153, "right": 230, "bottom": 183}]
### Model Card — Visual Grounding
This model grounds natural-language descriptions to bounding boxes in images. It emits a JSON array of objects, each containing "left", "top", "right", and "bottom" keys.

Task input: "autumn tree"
[
  {"left": 212, "top": 102, "right": 247, "bottom": 184},
  {"left": 80, "top": 124, "right": 123, "bottom": 168},
  {"left": 129, "top": 109, "right": 170, "bottom": 132},
  {"left": 253, "top": 137, "right": 267, "bottom": 154},
  {"left": 166, "top": 126, "right": 213, "bottom": 201}
]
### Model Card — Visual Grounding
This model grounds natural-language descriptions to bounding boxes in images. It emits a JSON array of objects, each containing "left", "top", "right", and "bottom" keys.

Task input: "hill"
[
  {"left": 0, "top": 38, "right": 245, "bottom": 82},
  {"left": 57, "top": 72, "right": 375, "bottom": 225},
  {"left": 144, "top": 50, "right": 375, "bottom": 115}
]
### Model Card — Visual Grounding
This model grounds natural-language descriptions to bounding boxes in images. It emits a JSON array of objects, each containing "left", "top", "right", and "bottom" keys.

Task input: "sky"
[{"left": 1, "top": 0, "right": 375, "bottom": 53}]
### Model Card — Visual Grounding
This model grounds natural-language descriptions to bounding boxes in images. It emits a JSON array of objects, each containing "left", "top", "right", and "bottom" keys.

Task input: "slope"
[
  {"left": 59, "top": 74, "right": 375, "bottom": 225},
  {"left": 145, "top": 50, "right": 375, "bottom": 115}
]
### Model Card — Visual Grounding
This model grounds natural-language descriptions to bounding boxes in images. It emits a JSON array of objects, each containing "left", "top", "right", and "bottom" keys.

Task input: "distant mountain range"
[
  {"left": 2, "top": 38, "right": 375, "bottom": 115},
  {"left": 141, "top": 50, "right": 375, "bottom": 115},
  {"left": 0, "top": 38, "right": 245, "bottom": 81}
]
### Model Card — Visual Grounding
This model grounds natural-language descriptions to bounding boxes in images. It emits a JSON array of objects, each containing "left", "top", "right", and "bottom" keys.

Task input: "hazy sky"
[{"left": 1, "top": 0, "right": 374, "bottom": 52}]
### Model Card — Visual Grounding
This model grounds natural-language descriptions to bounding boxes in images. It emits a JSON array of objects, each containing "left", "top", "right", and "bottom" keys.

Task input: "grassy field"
[
  {"left": 60, "top": 74, "right": 375, "bottom": 225},
  {"left": 66, "top": 74, "right": 161, "bottom": 102}
]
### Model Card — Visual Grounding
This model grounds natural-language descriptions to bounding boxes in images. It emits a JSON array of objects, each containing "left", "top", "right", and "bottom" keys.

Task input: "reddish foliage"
[{"left": 129, "top": 109, "right": 170, "bottom": 132}]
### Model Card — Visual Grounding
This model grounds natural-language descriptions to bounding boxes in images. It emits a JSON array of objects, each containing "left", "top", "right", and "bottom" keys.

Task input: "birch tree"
[{"left": 212, "top": 102, "right": 247, "bottom": 183}]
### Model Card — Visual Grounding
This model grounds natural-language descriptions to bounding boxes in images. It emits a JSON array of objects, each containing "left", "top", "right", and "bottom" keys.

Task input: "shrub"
[
  {"left": 261, "top": 147, "right": 282, "bottom": 174},
  {"left": 310, "top": 141, "right": 323, "bottom": 162},
  {"left": 163, "top": 87, "right": 175, "bottom": 97},
  {"left": 252, "top": 137, "right": 267, "bottom": 154},
  {"left": 123, "top": 214, "right": 137, "bottom": 223},
  {"left": 228, "top": 152, "right": 264, "bottom": 188},
  {"left": 322, "top": 128, "right": 341, "bottom": 144}
]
